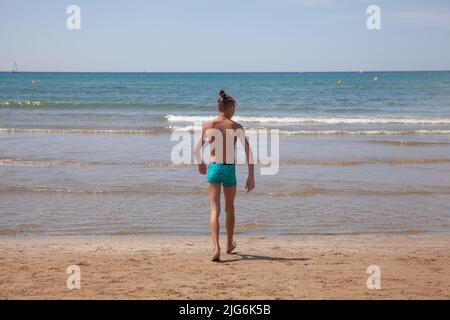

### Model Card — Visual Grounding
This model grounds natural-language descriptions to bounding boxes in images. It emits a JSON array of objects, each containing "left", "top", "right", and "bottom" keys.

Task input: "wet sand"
[{"left": 0, "top": 235, "right": 449, "bottom": 299}]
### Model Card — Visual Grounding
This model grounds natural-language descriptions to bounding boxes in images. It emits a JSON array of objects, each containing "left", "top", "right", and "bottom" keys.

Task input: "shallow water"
[{"left": 1, "top": 72, "right": 449, "bottom": 236}]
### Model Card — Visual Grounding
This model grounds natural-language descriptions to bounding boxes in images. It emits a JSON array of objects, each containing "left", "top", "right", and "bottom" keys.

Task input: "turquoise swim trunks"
[{"left": 207, "top": 163, "right": 237, "bottom": 188}]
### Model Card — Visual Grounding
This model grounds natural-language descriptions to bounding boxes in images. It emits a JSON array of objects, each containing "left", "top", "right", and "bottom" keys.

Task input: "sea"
[{"left": 1, "top": 71, "right": 449, "bottom": 236}]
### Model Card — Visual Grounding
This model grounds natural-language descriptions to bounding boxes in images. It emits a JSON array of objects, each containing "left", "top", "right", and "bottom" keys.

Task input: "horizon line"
[{"left": 1, "top": 69, "right": 450, "bottom": 74}]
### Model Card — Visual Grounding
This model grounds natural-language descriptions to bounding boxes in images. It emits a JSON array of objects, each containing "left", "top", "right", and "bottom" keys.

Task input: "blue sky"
[{"left": 1, "top": 0, "right": 450, "bottom": 72}]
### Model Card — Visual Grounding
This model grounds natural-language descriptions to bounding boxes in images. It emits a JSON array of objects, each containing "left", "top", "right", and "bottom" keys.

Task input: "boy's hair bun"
[
  {"left": 217, "top": 90, "right": 235, "bottom": 111},
  {"left": 219, "top": 90, "right": 228, "bottom": 100}
]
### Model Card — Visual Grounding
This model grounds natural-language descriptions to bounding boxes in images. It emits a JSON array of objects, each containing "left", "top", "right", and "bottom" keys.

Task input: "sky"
[{"left": 1, "top": 0, "right": 450, "bottom": 72}]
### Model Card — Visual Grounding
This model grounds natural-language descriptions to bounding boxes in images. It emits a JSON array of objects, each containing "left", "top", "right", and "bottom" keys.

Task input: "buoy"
[{"left": 337, "top": 80, "right": 342, "bottom": 85}]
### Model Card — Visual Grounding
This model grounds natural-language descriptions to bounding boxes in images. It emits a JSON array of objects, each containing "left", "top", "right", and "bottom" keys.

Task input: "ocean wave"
[
  {"left": 0, "top": 101, "right": 40, "bottom": 107},
  {"left": 324, "top": 107, "right": 379, "bottom": 114},
  {"left": 3, "top": 186, "right": 449, "bottom": 197},
  {"left": 0, "top": 127, "right": 168, "bottom": 135},
  {"left": 0, "top": 158, "right": 195, "bottom": 168},
  {"left": 366, "top": 140, "right": 450, "bottom": 146},
  {"left": 281, "top": 158, "right": 450, "bottom": 166},
  {"left": 143, "top": 162, "right": 191, "bottom": 168},
  {"left": 7, "top": 125, "right": 450, "bottom": 136},
  {"left": 384, "top": 158, "right": 450, "bottom": 165},
  {"left": 1, "top": 157, "right": 449, "bottom": 169},
  {"left": 278, "top": 129, "right": 450, "bottom": 136},
  {"left": 0, "top": 158, "right": 96, "bottom": 167},
  {"left": 0, "top": 186, "right": 205, "bottom": 195},
  {"left": 1, "top": 157, "right": 448, "bottom": 169},
  {"left": 281, "top": 160, "right": 364, "bottom": 166},
  {"left": 169, "top": 126, "right": 450, "bottom": 136},
  {"left": 169, "top": 125, "right": 201, "bottom": 131},
  {"left": 165, "top": 115, "right": 450, "bottom": 125},
  {"left": 0, "top": 101, "right": 209, "bottom": 110},
  {"left": 268, "top": 187, "right": 450, "bottom": 197}
]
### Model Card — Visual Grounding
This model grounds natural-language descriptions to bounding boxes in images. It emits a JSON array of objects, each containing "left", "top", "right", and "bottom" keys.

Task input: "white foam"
[
  {"left": 165, "top": 115, "right": 213, "bottom": 122},
  {"left": 0, "top": 128, "right": 165, "bottom": 135},
  {"left": 278, "top": 129, "right": 450, "bottom": 136},
  {"left": 2, "top": 127, "right": 450, "bottom": 137},
  {"left": 165, "top": 114, "right": 450, "bottom": 125},
  {"left": 169, "top": 125, "right": 201, "bottom": 131},
  {"left": 169, "top": 125, "right": 450, "bottom": 136},
  {"left": 0, "top": 158, "right": 95, "bottom": 167},
  {"left": 1, "top": 101, "right": 40, "bottom": 106}
]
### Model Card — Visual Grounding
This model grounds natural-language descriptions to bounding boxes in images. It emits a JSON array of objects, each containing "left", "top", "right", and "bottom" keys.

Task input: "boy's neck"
[{"left": 218, "top": 112, "right": 232, "bottom": 119}]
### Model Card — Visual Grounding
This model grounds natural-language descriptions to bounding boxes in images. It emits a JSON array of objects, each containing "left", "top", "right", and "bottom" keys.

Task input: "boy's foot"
[
  {"left": 226, "top": 240, "right": 237, "bottom": 254},
  {"left": 211, "top": 248, "right": 220, "bottom": 262}
]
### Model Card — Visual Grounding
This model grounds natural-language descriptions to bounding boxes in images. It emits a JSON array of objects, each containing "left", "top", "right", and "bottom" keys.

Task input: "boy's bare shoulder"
[
  {"left": 202, "top": 120, "right": 215, "bottom": 130},
  {"left": 231, "top": 120, "right": 244, "bottom": 130}
]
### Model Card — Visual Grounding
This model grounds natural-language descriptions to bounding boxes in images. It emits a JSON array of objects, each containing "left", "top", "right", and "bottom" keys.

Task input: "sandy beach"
[{"left": 0, "top": 234, "right": 448, "bottom": 300}]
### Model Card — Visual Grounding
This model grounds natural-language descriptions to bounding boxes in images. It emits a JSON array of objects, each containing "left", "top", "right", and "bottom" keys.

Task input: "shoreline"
[
  {"left": 1, "top": 234, "right": 448, "bottom": 299},
  {"left": 0, "top": 226, "right": 446, "bottom": 241},
  {"left": 0, "top": 228, "right": 444, "bottom": 239}
]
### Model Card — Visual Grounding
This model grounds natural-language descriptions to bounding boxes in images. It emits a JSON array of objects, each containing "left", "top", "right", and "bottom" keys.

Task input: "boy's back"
[{"left": 204, "top": 116, "right": 242, "bottom": 164}]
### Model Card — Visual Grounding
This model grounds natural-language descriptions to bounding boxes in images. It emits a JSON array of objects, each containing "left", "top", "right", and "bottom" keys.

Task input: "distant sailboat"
[{"left": 11, "top": 61, "right": 18, "bottom": 73}]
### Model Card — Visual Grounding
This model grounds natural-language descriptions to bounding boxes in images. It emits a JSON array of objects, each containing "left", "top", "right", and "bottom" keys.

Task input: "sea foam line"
[
  {"left": 0, "top": 128, "right": 167, "bottom": 135},
  {"left": 165, "top": 115, "right": 450, "bottom": 125},
  {"left": 2, "top": 186, "right": 450, "bottom": 196},
  {"left": 2, "top": 127, "right": 450, "bottom": 137},
  {"left": 278, "top": 129, "right": 450, "bottom": 136},
  {"left": 0, "top": 158, "right": 98, "bottom": 167},
  {"left": 169, "top": 125, "right": 450, "bottom": 136},
  {"left": 1, "top": 158, "right": 449, "bottom": 168}
]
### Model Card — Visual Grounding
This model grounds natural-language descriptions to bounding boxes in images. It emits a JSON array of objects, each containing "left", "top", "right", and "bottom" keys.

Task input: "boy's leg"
[
  {"left": 208, "top": 183, "right": 221, "bottom": 261},
  {"left": 223, "top": 186, "right": 237, "bottom": 253}
]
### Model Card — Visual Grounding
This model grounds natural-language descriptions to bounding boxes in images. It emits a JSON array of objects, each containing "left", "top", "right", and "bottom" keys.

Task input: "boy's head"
[{"left": 217, "top": 90, "right": 236, "bottom": 117}]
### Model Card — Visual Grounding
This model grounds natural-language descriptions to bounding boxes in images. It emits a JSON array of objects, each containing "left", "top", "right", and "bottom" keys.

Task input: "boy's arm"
[
  {"left": 194, "top": 124, "right": 207, "bottom": 175},
  {"left": 238, "top": 125, "right": 255, "bottom": 192}
]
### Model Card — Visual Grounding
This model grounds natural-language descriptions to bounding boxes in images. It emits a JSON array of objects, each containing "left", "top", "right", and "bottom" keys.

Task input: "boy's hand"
[
  {"left": 245, "top": 176, "right": 255, "bottom": 192},
  {"left": 198, "top": 163, "right": 207, "bottom": 175}
]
